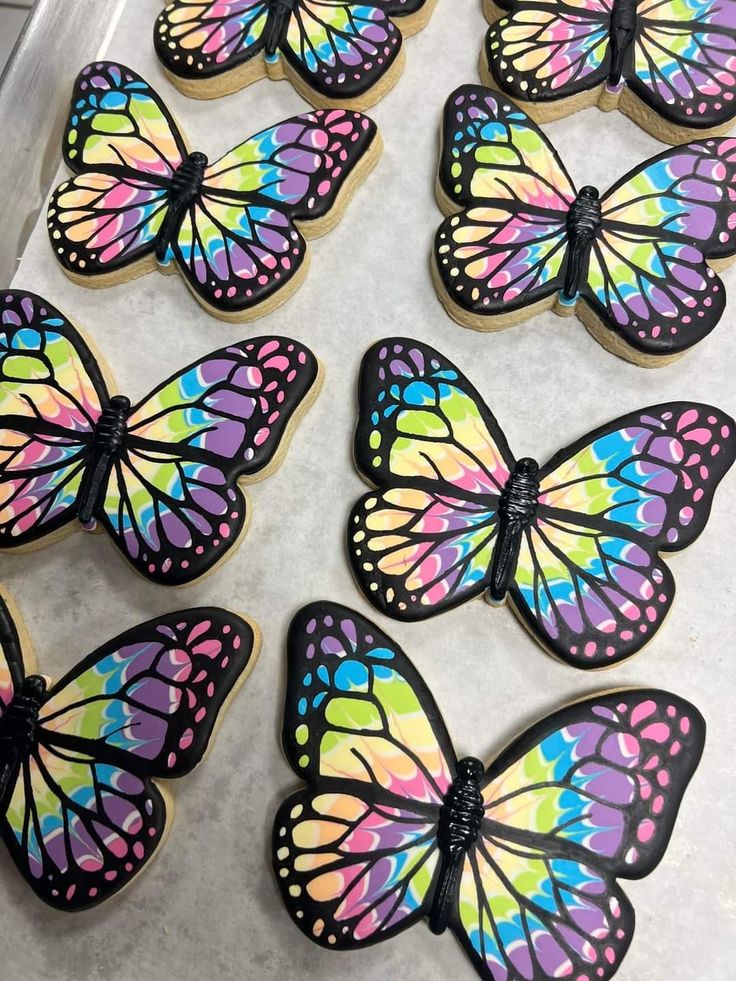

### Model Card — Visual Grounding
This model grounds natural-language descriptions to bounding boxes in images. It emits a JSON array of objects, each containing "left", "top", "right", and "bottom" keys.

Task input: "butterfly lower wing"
[
  {"left": 37, "top": 609, "right": 255, "bottom": 777},
  {"left": 171, "top": 192, "right": 308, "bottom": 314},
  {"left": 62, "top": 62, "right": 185, "bottom": 177},
  {"left": 274, "top": 602, "right": 455, "bottom": 946},
  {"left": 584, "top": 140, "right": 736, "bottom": 357},
  {"left": 350, "top": 486, "right": 498, "bottom": 619},
  {"left": 0, "top": 292, "right": 105, "bottom": 548},
  {"left": 154, "top": 0, "right": 270, "bottom": 81},
  {"left": 511, "top": 515, "right": 675, "bottom": 667},
  {"left": 48, "top": 172, "right": 170, "bottom": 277},
  {"left": 631, "top": 0, "right": 736, "bottom": 132},
  {"left": 435, "top": 206, "right": 568, "bottom": 317},
  {"left": 455, "top": 837, "right": 632, "bottom": 980},
  {"left": 485, "top": 0, "right": 612, "bottom": 105},
  {"left": 453, "top": 690, "right": 704, "bottom": 979},
  {"left": 1, "top": 745, "right": 165, "bottom": 910},
  {"left": 275, "top": 786, "right": 440, "bottom": 947},
  {"left": 97, "top": 339, "right": 318, "bottom": 583},
  {"left": 280, "top": 1, "right": 402, "bottom": 103}
]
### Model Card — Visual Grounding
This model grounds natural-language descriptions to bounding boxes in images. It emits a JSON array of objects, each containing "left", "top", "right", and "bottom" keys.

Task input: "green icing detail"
[{"left": 324, "top": 696, "right": 383, "bottom": 732}]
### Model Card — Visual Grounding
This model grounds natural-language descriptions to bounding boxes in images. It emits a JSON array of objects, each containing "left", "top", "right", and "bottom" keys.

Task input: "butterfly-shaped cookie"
[
  {"left": 155, "top": 0, "right": 438, "bottom": 107},
  {"left": 482, "top": 0, "right": 736, "bottom": 143},
  {"left": 0, "top": 290, "right": 320, "bottom": 585},
  {"left": 348, "top": 339, "right": 736, "bottom": 668},
  {"left": 0, "top": 592, "right": 258, "bottom": 910},
  {"left": 433, "top": 85, "right": 736, "bottom": 365},
  {"left": 273, "top": 601, "right": 704, "bottom": 980},
  {"left": 46, "top": 62, "right": 379, "bottom": 322}
]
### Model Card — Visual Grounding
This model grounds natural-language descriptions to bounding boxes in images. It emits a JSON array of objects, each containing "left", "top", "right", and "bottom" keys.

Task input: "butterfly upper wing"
[
  {"left": 484, "top": 0, "right": 613, "bottom": 104},
  {"left": 280, "top": 1, "right": 403, "bottom": 102},
  {"left": 454, "top": 690, "right": 704, "bottom": 980},
  {"left": 97, "top": 337, "right": 319, "bottom": 584},
  {"left": 583, "top": 140, "right": 736, "bottom": 357},
  {"left": 0, "top": 292, "right": 105, "bottom": 548},
  {"left": 435, "top": 85, "right": 574, "bottom": 317},
  {"left": 349, "top": 338, "right": 513, "bottom": 619},
  {"left": 154, "top": 0, "right": 270, "bottom": 80},
  {"left": 0, "top": 608, "right": 255, "bottom": 910},
  {"left": 274, "top": 602, "right": 454, "bottom": 947},
  {"left": 630, "top": 0, "right": 736, "bottom": 131},
  {"left": 37, "top": 608, "right": 254, "bottom": 775},
  {"left": 511, "top": 402, "right": 736, "bottom": 667},
  {"left": 47, "top": 62, "right": 186, "bottom": 279},
  {"left": 169, "top": 108, "right": 377, "bottom": 315}
]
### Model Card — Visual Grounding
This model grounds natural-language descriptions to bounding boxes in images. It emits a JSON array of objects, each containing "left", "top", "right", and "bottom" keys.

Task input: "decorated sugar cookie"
[
  {"left": 155, "top": 0, "right": 438, "bottom": 107},
  {"left": 482, "top": 0, "right": 736, "bottom": 144},
  {"left": 0, "top": 290, "right": 320, "bottom": 585},
  {"left": 433, "top": 84, "right": 736, "bottom": 365},
  {"left": 347, "top": 338, "right": 736, "bottom": 669},
  {"left": 46, "top": 62, "right": 380, "bottom": 322},
  {"left": 0, "top": 592, "right": 258, "bottom": 910},
  {"left": 273, "top": 601, "right": 704, "bottom": 980}
]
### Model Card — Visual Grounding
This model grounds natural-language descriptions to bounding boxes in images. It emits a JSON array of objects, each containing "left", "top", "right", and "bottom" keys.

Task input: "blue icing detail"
[
  {"left": 478, "top": 121, "right": 511, "bottom": 144},
  {"left": 557, "top": 290, "right": 577, "bottom": 308},
  {"left": 403, "top": 381, "right": 436, "bottom": 406},
  {"left": 13, "top": 328, "right": 42, "bottom": 350},
  {"left": 100, "top": 91, "right": 127, "bottom": 110},
  {"left": 334, "top": 659, "right": 370, "bottom": 693},
  {"left": 316, "top": 664, "right": 330, "bottom": 685},
  {"left": 367, "top": 646, "right": 395, "bottom": 661},
  {"left": 297, "top": 697, "right": 308, "bottom": 716},
  {"left": 313, "top": 691, "right": 327, "bottom": 709},
  {"left": 302, "top": 672, "right": 312, "bottom": 687}
]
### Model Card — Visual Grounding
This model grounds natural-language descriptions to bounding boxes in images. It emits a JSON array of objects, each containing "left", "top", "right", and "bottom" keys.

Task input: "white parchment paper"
[{"left": 1, "top": 1, "right": 735, "bottom": 978}]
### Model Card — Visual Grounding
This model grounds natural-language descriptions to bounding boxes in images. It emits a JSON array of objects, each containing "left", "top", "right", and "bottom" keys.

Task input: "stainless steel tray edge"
[{"left": 0, "top": 0, "right": 126, "bottom": 284}]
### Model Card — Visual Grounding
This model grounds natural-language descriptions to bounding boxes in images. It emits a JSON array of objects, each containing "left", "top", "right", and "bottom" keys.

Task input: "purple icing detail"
[
  {"left": 601, "top": 732, "right": 639, "bottom": 768},
  {"left": 191, "top": 487, "right": 228, "bottom": 516},
  {"left": 127, "top": 677, "right": 181, "bottom": 714},
  {"left": 565, "top": 722, "right": 607, "bottom": 761},
  {"left": 101, "top": 789, "right": 140, "bottom": 829},
  {"left": 341, "top": 618, "right": 358, "bottom": 650},
  {"left": 321, "top": 635, "right": 346, "bottom": 657},
  {"left": 114, "top": 642, "right": 161, "bottom": 680},
  {"left": 160, "top": 509, "right": 194, "bottom": 548}
]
